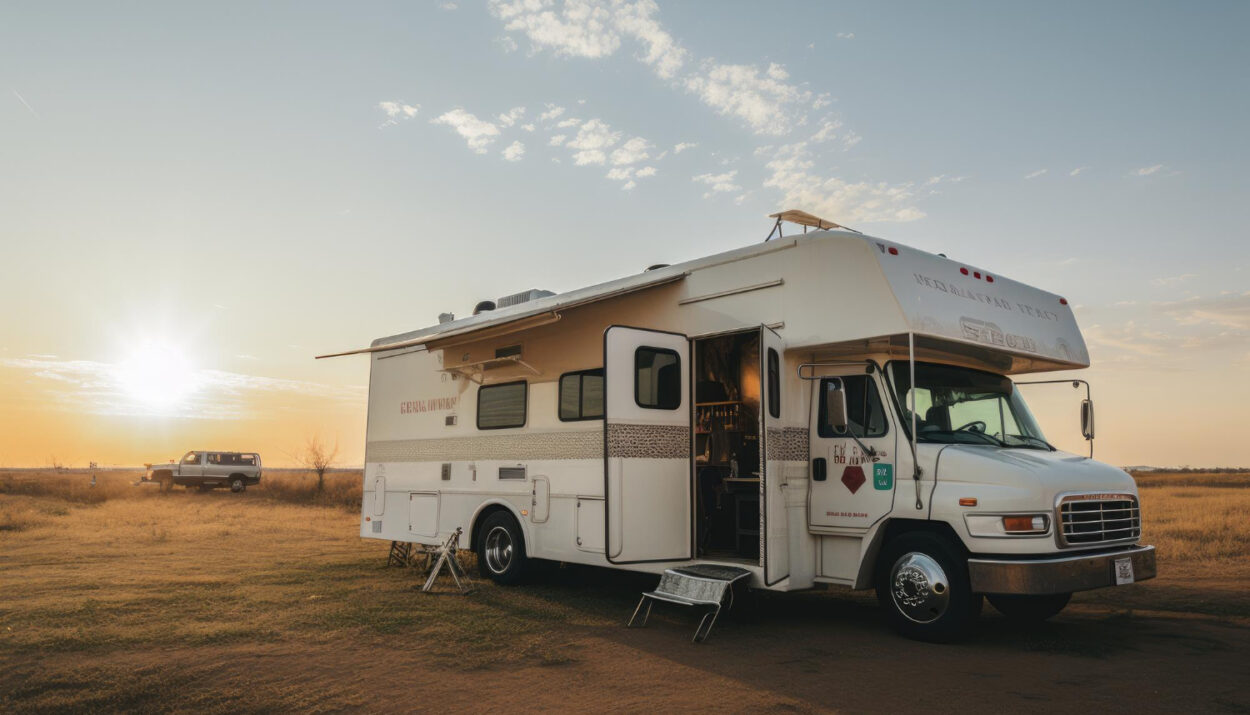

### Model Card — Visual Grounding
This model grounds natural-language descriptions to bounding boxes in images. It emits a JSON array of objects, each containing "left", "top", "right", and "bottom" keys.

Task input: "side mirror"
[
  {"left": 1080, "top": 399, "right": 1095, "bottom": 440},
  {"left": 827, "top": 382, "right": 849, "bottom": 431}
]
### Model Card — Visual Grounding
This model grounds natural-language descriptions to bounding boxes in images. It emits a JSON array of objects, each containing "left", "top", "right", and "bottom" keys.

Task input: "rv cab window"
[
  {"left": 182, "top": 452, "right": 199, "bottom": 465},
  {"left": 818, "top": 376, "right": 888, "bottom": 438},
  {"left": 559, "top": 369, "right": 604, "bottom": 421},
  {"left": 634, "top": 347, "right": 681, "bottom": 410},
  {"left": 477, "top": 381, "right": 528, "bottom": 429}
]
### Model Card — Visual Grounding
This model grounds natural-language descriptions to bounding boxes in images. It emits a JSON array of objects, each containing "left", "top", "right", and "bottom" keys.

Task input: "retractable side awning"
[{"left": 316, "top": 268, "right": 689, "bottom": 359}]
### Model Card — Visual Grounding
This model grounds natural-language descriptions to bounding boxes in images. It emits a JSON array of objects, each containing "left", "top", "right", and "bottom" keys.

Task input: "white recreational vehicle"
[{"left": 321, "top": 211, "right": 1154, "bottom": 641}]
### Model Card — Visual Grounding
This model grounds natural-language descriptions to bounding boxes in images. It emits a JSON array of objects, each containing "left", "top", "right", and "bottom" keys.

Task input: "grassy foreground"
[{"left": 1, "top": 469, "right": 1248, "bottom": 711}]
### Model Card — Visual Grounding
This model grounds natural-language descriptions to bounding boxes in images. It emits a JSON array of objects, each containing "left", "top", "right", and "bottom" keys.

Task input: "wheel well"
[
  {"left": 469, "top": 504, "right": 520, "bottom": 552},
  {"left": 152, "top": 470, "right": 173, "bottom": 479},
  {"left": 229, "top": 473, "right": 246, "bottom": 480},
  {"left": 859, "top": 519, "right": 969, "bottom": 589}
]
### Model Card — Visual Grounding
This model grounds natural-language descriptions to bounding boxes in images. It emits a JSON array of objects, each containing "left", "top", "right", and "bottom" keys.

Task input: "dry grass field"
[{"left": 2, "top": 469, "right": 1248, "bottom": 713}]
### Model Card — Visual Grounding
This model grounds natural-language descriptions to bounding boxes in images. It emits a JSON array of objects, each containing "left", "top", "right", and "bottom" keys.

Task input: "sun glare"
[{"left": 117, "top": 341, "right": 200, "bottom": 408}]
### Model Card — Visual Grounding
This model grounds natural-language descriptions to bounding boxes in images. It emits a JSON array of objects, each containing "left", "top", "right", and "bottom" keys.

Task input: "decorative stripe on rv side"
[
  {"left": 765, "top": 427, "right": 810, "bottom": 462},
  {"left": 606, "top": 423, "right": 692, "bottom": 460},
  {"left": 367, "top": 431, "right": 603, "bottom": 462}
]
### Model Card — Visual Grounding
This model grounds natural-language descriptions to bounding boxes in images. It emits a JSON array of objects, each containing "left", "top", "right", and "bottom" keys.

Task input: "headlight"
[{"left": 965, "top": 513, "right": 1050, "bottom": 537}]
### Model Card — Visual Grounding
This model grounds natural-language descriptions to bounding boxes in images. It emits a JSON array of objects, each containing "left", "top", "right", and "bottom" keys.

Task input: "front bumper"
[{"left": 968, "top": 545, "right": 1155, "bottom": 595}]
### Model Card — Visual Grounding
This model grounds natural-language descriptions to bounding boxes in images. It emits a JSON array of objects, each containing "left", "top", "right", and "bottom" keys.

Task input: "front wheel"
[
  {"left": 987, "top": 593, "right": 1071, "bottom": 622},
  {"left": 876, "top": 532, "right": 981, "bottom": 642},
  {"left": 476, "top": 511, "right": 528, "bottom": 585},
  {"left": 230, "top": 477, "right": 246, "bottom": 493}
]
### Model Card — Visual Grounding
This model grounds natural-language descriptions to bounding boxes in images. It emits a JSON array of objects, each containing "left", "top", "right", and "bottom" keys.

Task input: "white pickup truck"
[{"left": 144, "top": 451, "right": 262, "bottom": 493}]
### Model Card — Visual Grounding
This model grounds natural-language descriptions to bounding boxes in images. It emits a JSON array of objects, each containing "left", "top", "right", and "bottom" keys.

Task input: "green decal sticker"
[{"left": 873, "top": 464, "right": 893, "bottom": 490}]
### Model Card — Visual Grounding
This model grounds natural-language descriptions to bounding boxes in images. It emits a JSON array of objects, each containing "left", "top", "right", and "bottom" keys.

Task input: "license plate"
[{"left": 1114, "top": 556, "right": 1134, "bottom": 585}]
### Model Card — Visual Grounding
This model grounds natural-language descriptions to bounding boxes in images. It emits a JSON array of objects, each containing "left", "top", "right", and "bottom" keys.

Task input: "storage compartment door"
[
  {"left": 760, "top": 325, "right": 790, "bottom": 585},
  {"left": 604, "top": 326, "right": 692, "bottom": 563},
  {"left": 408, "top": 492, "right": 440, "bottom": 538}
]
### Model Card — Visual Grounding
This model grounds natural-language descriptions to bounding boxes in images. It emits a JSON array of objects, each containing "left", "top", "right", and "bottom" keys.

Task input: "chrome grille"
[{"left": 1057, "top": 494, "right": 1141, "bottom": 546}]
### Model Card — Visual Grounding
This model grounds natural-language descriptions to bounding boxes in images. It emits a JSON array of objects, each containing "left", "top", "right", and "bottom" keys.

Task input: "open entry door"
[
  {"left": 760, "top": 326, "right": 789, "bottom": 585},
  {"left": 604, "top": 326, "right": 692, "bottom": 563}
]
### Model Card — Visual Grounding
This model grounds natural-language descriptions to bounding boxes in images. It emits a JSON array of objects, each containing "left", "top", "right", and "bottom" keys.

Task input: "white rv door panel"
[
  {"left": 604, "top": 326, "right": 692, "bottom": 563},
  {"left": 408, "top": 492, "right": 440, "bottom": 537},
  {"left": 760, "top": 326, "right": 790, "bottom": 585}
]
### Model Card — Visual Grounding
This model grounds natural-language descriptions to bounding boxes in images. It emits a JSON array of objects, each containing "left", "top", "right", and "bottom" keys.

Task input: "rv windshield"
[{"left": 888, "top": 362, "right": 1050, "bottom": 449}]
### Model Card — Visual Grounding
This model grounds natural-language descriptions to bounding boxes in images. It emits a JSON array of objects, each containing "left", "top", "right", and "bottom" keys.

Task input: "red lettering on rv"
[{"left": 399, "top": 397, "right": 459, "bottom": 414}]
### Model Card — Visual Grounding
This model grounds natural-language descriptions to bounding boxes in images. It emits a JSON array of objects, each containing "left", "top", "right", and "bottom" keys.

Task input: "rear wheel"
[
  {"left": 876, "top": 532, "right": 981, "bottom": 642},
  {"left": 987, "top": 593, "right": 1071, "bottom": 622},
  {"left": 230, "top": 477, "right": 246, "bottom": 493},
  {"left": 476, "top": 511, "right": 528, "bottom": 585}
]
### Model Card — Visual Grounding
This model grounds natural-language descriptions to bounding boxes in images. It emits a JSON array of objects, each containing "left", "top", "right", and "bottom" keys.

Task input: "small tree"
[{"left": 297, "top": 434, "right": 339, "bottom": 493}]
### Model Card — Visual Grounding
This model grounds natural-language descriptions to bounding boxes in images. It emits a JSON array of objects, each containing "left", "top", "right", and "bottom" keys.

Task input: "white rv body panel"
[{"left": 348, "top": 229, "right": 1146, "bottom": 595}]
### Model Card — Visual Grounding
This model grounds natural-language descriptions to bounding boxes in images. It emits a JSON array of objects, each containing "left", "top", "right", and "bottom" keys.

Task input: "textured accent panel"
[
  {"left": 607, "top": 423, "right": 691, "bottom": 459},
  {"left": 367, "top": 430, "right": 602, "bottom": 463},
  {"left": 765, "top": 427, "right": 809, "bottom": 462}
]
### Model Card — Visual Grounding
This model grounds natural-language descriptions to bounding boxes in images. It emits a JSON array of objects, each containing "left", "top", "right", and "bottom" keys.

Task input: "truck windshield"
[{"left": 888, "top": 362, "right": 1050, "bottom": 449}]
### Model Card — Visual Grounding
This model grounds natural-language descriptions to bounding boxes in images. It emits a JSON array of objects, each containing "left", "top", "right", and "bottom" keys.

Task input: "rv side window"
[
  {"left": 182, "top": 452, "right": 199, "bottom": 465},
  {"left": 559, "top": 369, "right": 604, "bottom": 421},
  {"left": 818, "top": 376, "right": 888, "bottom": 438},
  {"left": 634, "top": 347, "right": 681, "bottom": 410},
  {"left": 477, "top": 381, "right": 528, "bottom": 430},
  {"left": 767, "top": 348, "right": 781, "bottom": 419}
]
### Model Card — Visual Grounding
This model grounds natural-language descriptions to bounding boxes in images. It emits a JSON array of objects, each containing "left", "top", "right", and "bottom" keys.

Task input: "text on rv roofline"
[{"left": 912, "top": 273, "right": 1060, "bottom": 322}]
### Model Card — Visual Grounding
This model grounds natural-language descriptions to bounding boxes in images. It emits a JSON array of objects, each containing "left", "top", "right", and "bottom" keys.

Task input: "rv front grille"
[{"left": 1057, "top": 494, "right": 1141, "bottom": 547}]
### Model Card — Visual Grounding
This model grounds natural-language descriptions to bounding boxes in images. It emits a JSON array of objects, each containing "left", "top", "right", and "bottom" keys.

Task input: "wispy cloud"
[
  {"left": 683, "top": 61, "right": 812, "bottom": 136},
  {"left": 565, "top": 118, "right": 621, "bottom": 165},
  {"left": 377, "top": 101, "right": 420, "bottom": 128},
  {"left": 692, "top": 169, "right": 742, "bottom": 198},
  {"left": 673, "top": 141, "right": 697, "bottom": 154},
  {"left": 496, "top": 106, "right": 527, "bottom": 127},
  {"left": 0, "top": 357, "right": 365, "bottom": 420},
  {"left": 1135, "top": 164, "right": 1165, "bottom": 176},
  {"left": 761, "top": 143, "right": 924, "bottom": 223},
  {"left": 431, "top": 108, "right": 501, "bottom": 154},
  {"left": 1024, "top": 168, "right": 1048, "bottom": 180},
  {"left": 835, "top": 32, "right": 855, "bottom": 39},
  {"left": 1151, "top": 273, "right": 1197, "bottom": 287},
  {"left": 501, "top": 140, "right": 526, "bottom": 161},
  {"left": 1069, "top": 166, "right": 1088, "bottom": 176},
  {"left": 12, "top": 89, "right": 39, "bottom": 119}
]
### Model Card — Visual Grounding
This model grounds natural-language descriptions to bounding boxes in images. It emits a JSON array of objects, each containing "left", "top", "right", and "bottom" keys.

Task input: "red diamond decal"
[{"left": 841, "top": 466, "right": 866, "bottom": 494}]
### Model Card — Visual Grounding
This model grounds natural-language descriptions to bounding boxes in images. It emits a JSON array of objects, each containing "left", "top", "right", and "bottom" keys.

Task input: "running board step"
[{"left": 626, "top": 565, "right": 752, "bottom": 643}]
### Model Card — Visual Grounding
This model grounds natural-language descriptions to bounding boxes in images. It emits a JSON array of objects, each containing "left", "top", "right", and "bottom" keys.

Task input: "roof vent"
[
  {"left": 496, "top": 289, "right": 555, "bottom": 308},
  {"left": 473, "top": 300, "right": 496, "bottom": 315},
  {"left": 438, "top": 312, "right": 455, "bottom": 324}
]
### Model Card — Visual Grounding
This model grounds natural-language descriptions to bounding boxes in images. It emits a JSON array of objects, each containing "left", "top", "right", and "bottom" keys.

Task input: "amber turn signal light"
[
  {"left": 1002, "top": 515, "right": 1047, "bottom": 533},
  {"left": 958, "top": 498, "right": 977, "bottom": 507}
]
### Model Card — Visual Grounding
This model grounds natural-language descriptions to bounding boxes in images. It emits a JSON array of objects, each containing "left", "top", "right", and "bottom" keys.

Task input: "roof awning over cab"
[{"left": 315, "top": 268, "right": 689, "bottom": 359}]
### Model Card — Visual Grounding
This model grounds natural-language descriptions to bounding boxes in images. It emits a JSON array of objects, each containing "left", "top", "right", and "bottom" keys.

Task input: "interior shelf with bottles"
[{"left": 696, "top": 400, "right": 745, "bottom": 433}]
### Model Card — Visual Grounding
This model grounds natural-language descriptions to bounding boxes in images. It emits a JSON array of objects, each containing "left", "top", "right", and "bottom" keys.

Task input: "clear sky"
[{"left": 1, "top": 1, "right": 1247, "bottom": 468}]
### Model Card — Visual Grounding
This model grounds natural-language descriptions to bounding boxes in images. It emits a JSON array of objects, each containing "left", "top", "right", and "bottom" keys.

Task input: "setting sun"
[{"left": 116, "top": 341, "right": 199, "bottom": 409}]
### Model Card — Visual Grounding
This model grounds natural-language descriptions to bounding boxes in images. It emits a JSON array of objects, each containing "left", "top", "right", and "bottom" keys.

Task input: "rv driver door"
[{"left": 807, "top": 368, "right": 896, "bottom": 531}]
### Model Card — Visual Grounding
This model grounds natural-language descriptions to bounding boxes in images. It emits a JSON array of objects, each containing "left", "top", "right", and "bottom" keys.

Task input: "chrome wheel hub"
[
  {"left": 890, "top": 552, "right": 950, "bottom": 623},
  {"left": 484, "top": 526, "right": 513, "bottom": 574}
]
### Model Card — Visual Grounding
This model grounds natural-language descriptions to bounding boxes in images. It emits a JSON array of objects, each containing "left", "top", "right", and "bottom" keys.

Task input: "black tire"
[
  {"left": 230, "top": 477, "right": 246, "bottom": 493},
  {"left": 987, "top": 593, "right": 1071, "bottom": 622},
  {"left": 875, "top": 532, "right": 982, "bottom": 643},
  {"left": 476, "top": 511, "right": 528, "bottom": 585}
]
